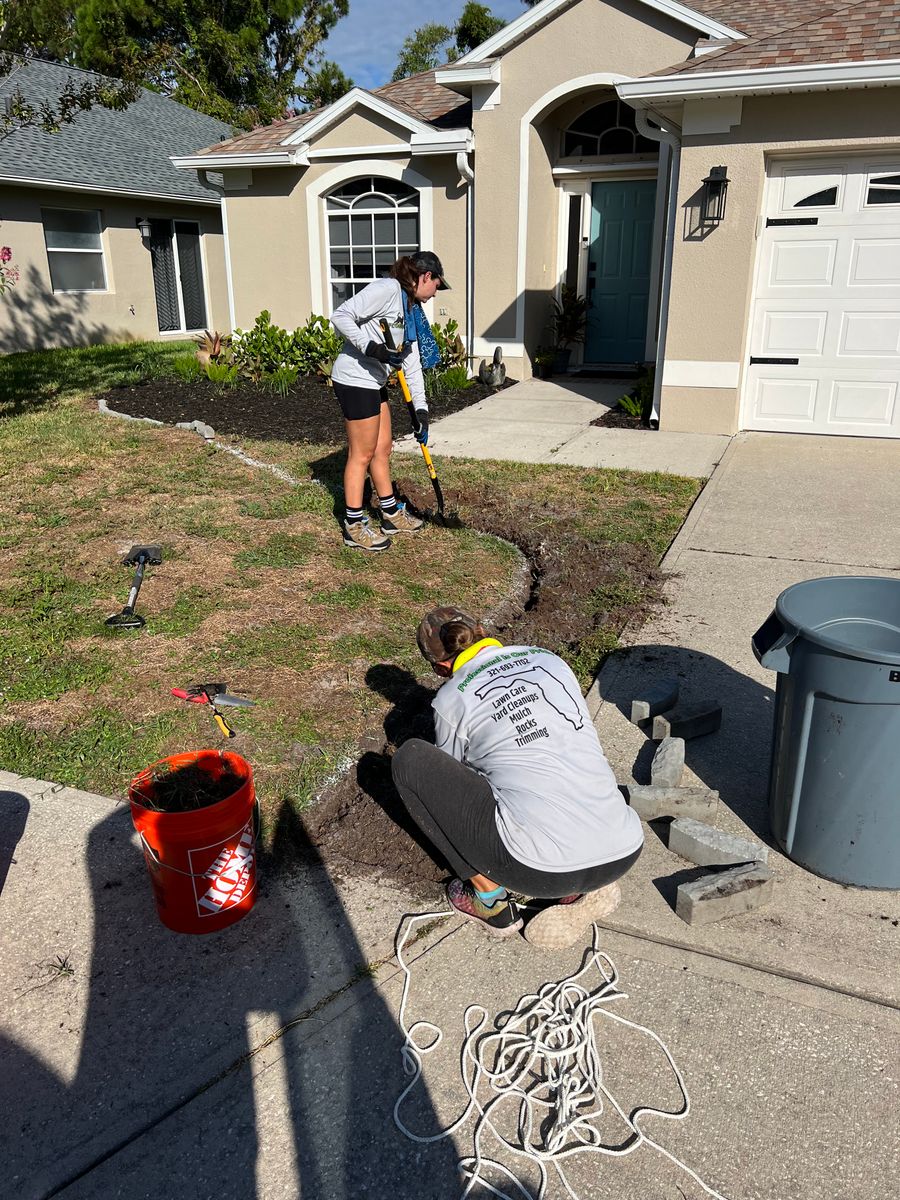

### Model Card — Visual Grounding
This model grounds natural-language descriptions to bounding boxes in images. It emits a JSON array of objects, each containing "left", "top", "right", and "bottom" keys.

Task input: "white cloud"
[{"left": 321, "top": 0, "right": 529, "bottom": 91}]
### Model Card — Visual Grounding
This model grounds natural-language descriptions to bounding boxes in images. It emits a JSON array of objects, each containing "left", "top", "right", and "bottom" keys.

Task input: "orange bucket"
[{"left": 129, "top": 749, "right": 258, "bottom": 934}]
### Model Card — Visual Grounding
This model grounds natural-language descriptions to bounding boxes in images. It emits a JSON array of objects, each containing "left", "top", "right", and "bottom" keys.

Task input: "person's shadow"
[
  {"left": 2, "top": 791, "right": 460, "bottom": 1198},
  {"left": 602, "top": 642, "right": 777, "bottom": 841}
]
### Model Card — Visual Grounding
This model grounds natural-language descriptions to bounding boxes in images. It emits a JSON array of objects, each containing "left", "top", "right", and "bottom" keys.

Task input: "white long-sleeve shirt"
[
  {"left": 432, "top": 643, "right": 644, "bottom": 872},
  {"left": 330, "top": 277, "right": 427, "bottom": 410}
]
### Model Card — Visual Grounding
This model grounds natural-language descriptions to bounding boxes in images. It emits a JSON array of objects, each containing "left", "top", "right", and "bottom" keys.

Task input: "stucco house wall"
[
  {"left": 661, "top": 88, "right": 900, "bottom": 433},
  {"left": 0, "top": 185, "right": 227, "bottom": 352}
]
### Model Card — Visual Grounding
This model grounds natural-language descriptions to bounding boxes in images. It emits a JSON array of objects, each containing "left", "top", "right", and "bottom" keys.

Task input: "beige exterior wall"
[
  {"left": 661, "top": 88, "right": 900, "bottom": 434},
  {"left": 0, "top": 185, "right": 227, "bottom": 352},
  {"left": 222, "top": 110, "right": 470, "bottom": 335},
  {"left": 471, "top": 0, "right": 696, "bottom": 376}
]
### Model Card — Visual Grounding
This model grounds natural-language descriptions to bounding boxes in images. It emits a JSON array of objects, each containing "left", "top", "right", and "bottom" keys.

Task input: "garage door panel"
[
  {"left": 829, "top": 379, "right": 898, "bottom": 426},
  {"left": 745, "top": 156, "right": 900, "bottom": 437},
  {"left": 838, "top": 311, "right": 900, "bottom": 356}
]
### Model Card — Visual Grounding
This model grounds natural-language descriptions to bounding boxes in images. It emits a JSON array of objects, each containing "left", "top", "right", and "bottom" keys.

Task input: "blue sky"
[{"left": 320, "top": 0, "right": 530, "bottom": 92}]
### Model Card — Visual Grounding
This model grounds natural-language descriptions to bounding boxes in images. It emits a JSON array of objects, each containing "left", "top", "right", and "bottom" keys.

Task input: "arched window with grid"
[
  {"left": 561, "top": 97, "right": 658, "bottom": 158},
  {"left": 325, "top": 177, "right": 420, "bottom": 307}
]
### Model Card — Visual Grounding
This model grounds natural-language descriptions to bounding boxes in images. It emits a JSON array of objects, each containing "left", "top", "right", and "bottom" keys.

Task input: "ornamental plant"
[{"left": 0, "top": 236, "right": 19, "bottom": 295}]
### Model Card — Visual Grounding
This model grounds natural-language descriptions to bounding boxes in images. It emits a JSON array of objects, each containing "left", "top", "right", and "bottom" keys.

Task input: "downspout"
[
  {"left": 199, "top": 169, "right": 236, "bottom": 332},
  {"left": 634, "top": 110, "right": 681, "bottom": 429},
  {"left": 456, "top": 149, "right": 475, "bottom": 374}
]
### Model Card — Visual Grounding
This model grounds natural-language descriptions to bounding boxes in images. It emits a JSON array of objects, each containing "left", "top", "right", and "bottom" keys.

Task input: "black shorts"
[{"left": 332, "top": 381, "right": 389, "bottom": 421}]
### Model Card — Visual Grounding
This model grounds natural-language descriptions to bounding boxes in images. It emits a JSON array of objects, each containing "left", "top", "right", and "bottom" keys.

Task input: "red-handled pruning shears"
[{"left": 171, "top": 682, "right": 255, "bottom": 739}]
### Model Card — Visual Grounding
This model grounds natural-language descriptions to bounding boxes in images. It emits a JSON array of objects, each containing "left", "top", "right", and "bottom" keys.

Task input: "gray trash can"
[{"left": 752, "top": 576, "right": 900, "bottom": 889}]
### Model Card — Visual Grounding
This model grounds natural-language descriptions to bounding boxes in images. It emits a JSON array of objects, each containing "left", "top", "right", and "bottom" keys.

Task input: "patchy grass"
[{"left": 0, "top": 341, "right": 700, "bottom": 844}]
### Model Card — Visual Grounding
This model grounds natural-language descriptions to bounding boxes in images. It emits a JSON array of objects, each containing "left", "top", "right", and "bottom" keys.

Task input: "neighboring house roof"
[
  {"left": 0, "top": 57, "right": 234, "bottom": 203},
  {"left": 187, "top": 69, "right": 471, "bottom": 161},
  {"left": 664, "top": 0, "right": 900, "bottom": 73}
]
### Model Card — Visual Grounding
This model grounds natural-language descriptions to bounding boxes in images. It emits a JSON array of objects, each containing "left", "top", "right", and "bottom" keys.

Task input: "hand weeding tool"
[
  {"left": 379, "top": 319, "right": 462, "bottom": 528},
  {"left": 105, "top": 545, "right": 162, "bottom": 630},
  {"left": 171, "top": 682, "right": 255, "bottom": 739}
]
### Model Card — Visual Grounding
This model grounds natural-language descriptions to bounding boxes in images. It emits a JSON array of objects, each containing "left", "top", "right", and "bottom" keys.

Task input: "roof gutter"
[
  {"left": 618, "top": 57, "right": 900, "bottom": 105},
  {"left": 0, "top": 173, "right": 219, "bottom": 205},
  {"left": 171, "top": 149, "right": 309, "bottom": 170}
]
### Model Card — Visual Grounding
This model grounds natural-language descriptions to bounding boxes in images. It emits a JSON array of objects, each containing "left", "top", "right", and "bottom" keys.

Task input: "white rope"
[{"left": 393, "top": 911, "right": 731, "bottom": 1200}]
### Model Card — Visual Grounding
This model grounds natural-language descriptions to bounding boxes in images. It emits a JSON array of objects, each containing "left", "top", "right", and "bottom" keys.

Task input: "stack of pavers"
[{"left": 628, "top": 679, "right": 774, "bottom": 926}]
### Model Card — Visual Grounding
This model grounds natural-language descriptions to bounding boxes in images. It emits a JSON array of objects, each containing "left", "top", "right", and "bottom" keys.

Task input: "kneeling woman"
[
  {"left": 329, "top": 251, "right": 447, "bottom": 552},
  {"left": 392, "top": 608, "right": 644, "bottom": 949}
]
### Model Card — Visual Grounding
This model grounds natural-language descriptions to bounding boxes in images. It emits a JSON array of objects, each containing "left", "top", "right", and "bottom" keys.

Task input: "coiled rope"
[{"left": 393, "top": 911, "right": 730, "bottom": 1200}]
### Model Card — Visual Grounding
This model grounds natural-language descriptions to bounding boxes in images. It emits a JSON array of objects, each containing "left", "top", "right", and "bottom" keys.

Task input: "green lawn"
[{"left": 0, "top": 341, "right": 700, "bottom": 835}]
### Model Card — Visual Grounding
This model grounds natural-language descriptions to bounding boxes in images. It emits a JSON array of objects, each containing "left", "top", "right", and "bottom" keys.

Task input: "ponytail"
[
  {"left": 390, "top": 255, "right": 419, "bottom": 305},
  {"left": 439, "top": 621, "right": 477, "bottom": 661}
]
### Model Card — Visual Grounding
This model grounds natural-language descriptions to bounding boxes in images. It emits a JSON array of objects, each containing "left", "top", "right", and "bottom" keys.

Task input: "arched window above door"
[
  {"left": 561, "top": 98, "right": 658, "bottom": 158},
  {"left": 325, "top": 176, "right": 420, "bottom": 307}
]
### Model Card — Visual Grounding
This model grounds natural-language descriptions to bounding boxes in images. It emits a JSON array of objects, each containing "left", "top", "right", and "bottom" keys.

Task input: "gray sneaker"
[
  {"left": 342, "top": 517, "right": 390, "bottom": 552},
  {"left": 381, "top": 502, "right": 424, "bottom": 536}
]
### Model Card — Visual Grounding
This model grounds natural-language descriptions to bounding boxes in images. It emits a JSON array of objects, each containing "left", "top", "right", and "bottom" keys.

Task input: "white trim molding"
[
  {"left": 618, "top": 58, "right": 900, "bottom": 105},
  {"left": 171, "top": 150, "right": 308, "bottom": 169},
  {"left": 280, "top": 88, "right": 434, "bottom": 146},
  {"left": 662, "top": 360, "right": 741, "bottom": 388},
  {"left": 0, "top": 173, "right": 219, "bottom": 206},
  {"left": 473, "top": 337, "right": 526, "bottom": 358},
  {"left": 304, "top": 159, "right": 435, "bottom": 316},
  {"left": 453, "top": 0, "right": 744, "bottom": 66},
  {"left": 435, "top": 60, "right": 501, "bottom": 108}
]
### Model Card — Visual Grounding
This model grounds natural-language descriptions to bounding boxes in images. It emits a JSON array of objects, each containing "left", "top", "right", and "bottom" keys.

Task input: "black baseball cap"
[{"left": 412, "top": 250, "right": 450, "bottom": 290}]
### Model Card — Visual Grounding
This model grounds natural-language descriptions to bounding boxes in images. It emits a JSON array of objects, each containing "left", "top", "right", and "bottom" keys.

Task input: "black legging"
[{"left": 391, "top": 739, "right": 641, "bottom": 899}]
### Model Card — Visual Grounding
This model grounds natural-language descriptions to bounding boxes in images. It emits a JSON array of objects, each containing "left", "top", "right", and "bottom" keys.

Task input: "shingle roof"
[
  {"left": 691, "top": 1, "right": 833, "bottom": 40},
  {"left": 0, "top": 57, "right": 234, "bottom": 201},
  {"left": 189, "top": 70, "right": 471, "bottom": 159},
  {"left": 665, "top": 0, "right": 900, "bottom": 75}
]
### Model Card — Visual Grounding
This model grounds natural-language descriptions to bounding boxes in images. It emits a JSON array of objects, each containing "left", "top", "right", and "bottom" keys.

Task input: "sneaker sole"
[
  {"left": 452, "top": 905, "right": 524, "bottom": 938},
  {"left": 381, "top": 525, "right": 424, "bottom": 536},
  {"left": 342, "top": 536, "right": 390, "bottom": 551},
  {"left": 523, "top": 882, "right": 621, "bottom": 951}
]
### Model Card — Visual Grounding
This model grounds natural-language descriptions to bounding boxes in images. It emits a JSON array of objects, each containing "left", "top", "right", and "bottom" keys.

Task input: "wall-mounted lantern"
[
  {"left": 136, "top": 216, "right": 153, "bottom": 241},
  {"left": 700, "top": 166, "right": 729, "bottom": 225}
]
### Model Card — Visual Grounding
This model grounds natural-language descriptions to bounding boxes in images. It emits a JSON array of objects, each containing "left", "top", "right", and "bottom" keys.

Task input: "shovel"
[
  {"left": 105, "top": 545, "right": 162, "bottom": 630},
  {"left": 379, "top": 319, "right": 461, "bottom": 528}
]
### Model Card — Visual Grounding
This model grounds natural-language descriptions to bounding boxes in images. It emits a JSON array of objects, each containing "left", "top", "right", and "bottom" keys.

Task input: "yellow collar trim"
[{"left": 452, "top": 638, "right": 503, "bottom": 674}]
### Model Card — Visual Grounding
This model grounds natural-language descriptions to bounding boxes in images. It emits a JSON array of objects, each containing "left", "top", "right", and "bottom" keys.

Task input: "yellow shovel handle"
[{"left": 397, "top": 368, "right": 438, "bottom": 481}]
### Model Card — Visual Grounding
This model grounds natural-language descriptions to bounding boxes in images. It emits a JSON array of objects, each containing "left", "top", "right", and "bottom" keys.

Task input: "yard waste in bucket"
[
  {"left": 129, "top": 749, "right": 258, "bottom": 933},
  {"left": 752, "top": 576, "right": 900, "bottom": 889}
]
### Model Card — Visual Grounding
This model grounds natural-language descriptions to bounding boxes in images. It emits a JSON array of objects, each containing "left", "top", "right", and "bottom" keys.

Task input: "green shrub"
[
  {"left": 205, "top": 360, "right": 238, "bottom": 387},
  {"left": 617, "top": 366, "right": 655, "bottom": 422},
  {"left": 264, "top": 366, "right": 299, "bottom": 397},
  {"left": 425, "top": 362, "right": 472, "bottom": 400},
  {"left": 431, "top": 318, "right": 466, "bottom": 372},
  {"left": 231, "top": 310, "right": 343, "bottom": 381}
]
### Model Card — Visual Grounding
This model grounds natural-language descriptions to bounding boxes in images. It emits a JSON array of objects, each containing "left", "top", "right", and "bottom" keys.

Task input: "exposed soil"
[
  {"left": 101, "top": 372, "right": 667, "bottom": 894},
  {"left": 102, "top": 373, "right": 507, "bottom": 443},
  {"left": 132, "top": 762, "right": 246, "bottom": 814},
  {"left": 591, "top": 407, "right": 650, "bottom": 430}
]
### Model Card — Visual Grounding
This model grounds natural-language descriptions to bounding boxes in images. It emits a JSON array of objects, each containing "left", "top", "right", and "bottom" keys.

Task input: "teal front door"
[{"left": 585, "top": 179, "right": 656, "bottom": 364}]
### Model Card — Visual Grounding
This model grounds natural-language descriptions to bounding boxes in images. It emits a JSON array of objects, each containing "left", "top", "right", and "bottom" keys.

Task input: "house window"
[
  {"left": 561, "top": 99, "right": 658, "bottom": 158},
  {"left": 326, "top": 177, "right": 419, "bottom": 307},
  {"left": 866, "top": 173, "right": 900, "bottom": 205},
  {"left": 794, "top": 187, "right": 838, "bottom": 208},
  {"left": 42, "top": 208, "right": 107, "bottom": 292},
  {"left": 148, "top": 219, "right": 207, "bottom": 333}
]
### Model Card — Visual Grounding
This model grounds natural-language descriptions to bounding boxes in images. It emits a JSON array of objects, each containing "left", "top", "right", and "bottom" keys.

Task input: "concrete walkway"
[
  {"left": 396, "top": 377, "right": 732, "bottom": 478},
  {"left": 2, "top": 434, "right": 899, "bottom": 1199}
]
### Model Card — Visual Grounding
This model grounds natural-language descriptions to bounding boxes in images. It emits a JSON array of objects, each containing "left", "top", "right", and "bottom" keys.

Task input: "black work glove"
[
  {"left": 365, "top": 340, "right": 403, "bottom": 368},
  {"left": 413, "top": 410, "right": 429, "bottom": 445}
]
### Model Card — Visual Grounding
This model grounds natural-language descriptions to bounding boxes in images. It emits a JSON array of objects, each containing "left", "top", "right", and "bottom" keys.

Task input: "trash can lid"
[{"left": 776, "top": 576, "right": 900, "bottom": 666}]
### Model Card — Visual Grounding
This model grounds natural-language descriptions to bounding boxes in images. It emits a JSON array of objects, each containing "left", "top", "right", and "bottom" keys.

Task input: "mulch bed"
[
  {"left": 102, "top": 373, "right": 507, "bottom": 442},
  {"left": 591, "top": 406, "right": 651, "bottom": 430},
  {"left": 102, "top": 369, "right": 663, "bottom": 895}
]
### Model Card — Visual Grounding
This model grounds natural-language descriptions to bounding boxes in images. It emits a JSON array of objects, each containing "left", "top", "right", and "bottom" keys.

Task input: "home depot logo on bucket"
[{"left": 189, "top": 818, "right": 256, "bottom": 917}]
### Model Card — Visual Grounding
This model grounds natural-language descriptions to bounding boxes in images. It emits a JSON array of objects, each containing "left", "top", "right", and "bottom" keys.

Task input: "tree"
[
  {"left": 392, "top": 3, "right": 506, "bottom": 82},
  {"left": 0, "top": 1, "right": 140, "bottom": 139},
  {"left": 1, "top": 0, "right": 352, "bottom": 130},
  {"left": 297, "top": 59, "right": 353, "bottom": 111}
]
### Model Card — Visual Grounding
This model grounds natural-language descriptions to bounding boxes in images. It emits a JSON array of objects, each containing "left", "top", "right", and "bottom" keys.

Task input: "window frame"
[
  {"left": 41, "top": 206, "right": 109, "bottom": 294},
  {"left": 324, "top": 176, "right": 420, "bottom": 308},
  {"left": 864, "top": 169, "right": 900, "bottom": 209}
]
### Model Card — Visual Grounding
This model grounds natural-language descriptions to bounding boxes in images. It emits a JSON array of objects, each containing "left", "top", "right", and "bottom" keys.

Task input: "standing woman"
[{"left": 330, "top": 251, "right": 448, "bottom": 551}]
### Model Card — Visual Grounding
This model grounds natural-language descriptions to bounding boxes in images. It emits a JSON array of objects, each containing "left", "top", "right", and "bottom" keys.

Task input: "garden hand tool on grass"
[
  {"left": 105, "top": 545, "right": 162, "bottom": 630},
  {"left": 379, "top": 319, "right": 461, "bottom": 528},
  {"left": 171, "top": 682, "right": 255, "bottom": 739}
]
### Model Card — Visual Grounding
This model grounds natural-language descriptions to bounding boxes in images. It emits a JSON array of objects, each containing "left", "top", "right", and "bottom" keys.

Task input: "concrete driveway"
[{"left": 2, "top": 432, "right": 898, "bottom": 1199}]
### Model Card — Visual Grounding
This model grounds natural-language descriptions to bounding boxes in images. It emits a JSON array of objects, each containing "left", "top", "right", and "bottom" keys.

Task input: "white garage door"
[{"left": 745, "top": 157, "right": 900, "bottom": 437}]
